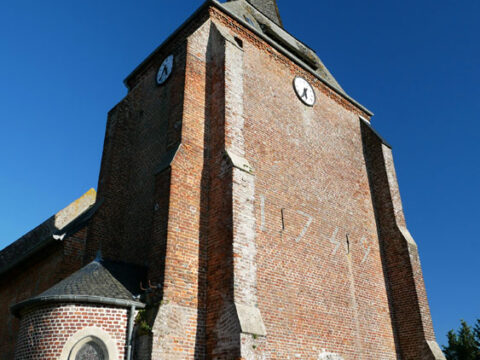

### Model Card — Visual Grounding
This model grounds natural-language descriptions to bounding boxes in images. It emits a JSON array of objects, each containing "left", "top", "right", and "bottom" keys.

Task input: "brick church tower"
[{"left": 0, "top": 1, "right": 446, "bottom": 359}]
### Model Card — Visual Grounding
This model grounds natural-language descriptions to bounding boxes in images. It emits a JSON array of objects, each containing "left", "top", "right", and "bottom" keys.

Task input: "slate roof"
[
  {"left": 11, "top": 259, "right": 146, "bottom": 316},
  {"left": 243, "top": 0, "right": 283, "bottom": 27}
]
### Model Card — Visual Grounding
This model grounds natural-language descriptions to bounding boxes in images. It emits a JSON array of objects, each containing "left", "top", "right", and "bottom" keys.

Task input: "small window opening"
[{"left": 234, "top": 37, "right": 244, "bottom": 48}]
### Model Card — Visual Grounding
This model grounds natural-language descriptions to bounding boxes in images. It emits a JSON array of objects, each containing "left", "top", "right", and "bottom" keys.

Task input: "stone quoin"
[{"left": 0, "top": 1, "right": 445, "bottom": 359}]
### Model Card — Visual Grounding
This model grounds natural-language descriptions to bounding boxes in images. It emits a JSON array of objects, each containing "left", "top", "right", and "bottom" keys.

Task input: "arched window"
[
  {"left": 69, "top": 336, "right": 108, "bottom": 360},
  {"left": 60, "top": 326, "right": 119, "bottom": 360}
]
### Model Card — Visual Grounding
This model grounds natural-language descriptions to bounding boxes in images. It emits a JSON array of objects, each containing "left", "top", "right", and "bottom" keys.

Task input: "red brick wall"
[
  {"left": 14, "top": 303, "right": 127, "bottom": 360},
  {"left": 0, "top": 228, "right": 87, "bottom": 360},
  {"left": 88, "top": 8, "right": 401, "bottom": 358},
  {"left": 361, "top": 121, "right": 437, "bottom": 359},
  {"left": 84, "top": 11, "right": 213, "bottom": 359},
  {"left": 85, "top": 35, "right": 188, "bottom": 265},
  {"left": 203, "top": 24, "right": 237, "bottom": 359},
  {"left": 211, "top": 8, "right": 398, "bottom": 359},
  {"left": 148, "top": 18, "right": 212, "bottom": 359}
]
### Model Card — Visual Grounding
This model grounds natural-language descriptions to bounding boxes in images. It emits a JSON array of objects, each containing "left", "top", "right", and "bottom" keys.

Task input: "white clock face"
[
  {"left": 293, "top": 76, "right": 316, "bottom": 106},
  {"left": 156, "top": 55, "right": 174, "bottom": 85}
]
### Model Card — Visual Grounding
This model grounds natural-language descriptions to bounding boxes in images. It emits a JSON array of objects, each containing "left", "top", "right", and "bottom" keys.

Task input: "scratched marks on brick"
[
  {"left": 258, "top": 195, "right": 372, "bottom": 263},
  {"left": 360, "top": 236, "right": 371, "bottom": 264},
  {"left": 328, "top": 227, "right": 341, "bottom": 255},
  {"left": 295, "top": 211, "right": 313, "bottom": 243}
]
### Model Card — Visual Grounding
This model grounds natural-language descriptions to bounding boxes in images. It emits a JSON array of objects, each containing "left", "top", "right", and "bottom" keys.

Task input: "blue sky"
[{"left": 1, "top": 0, "right": 478, "bottom": 347}]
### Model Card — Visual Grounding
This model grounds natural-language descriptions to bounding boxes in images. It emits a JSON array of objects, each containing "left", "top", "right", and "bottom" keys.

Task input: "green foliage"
[
  {"left": 475, "top": 320, "right": 480, "bottom": 350},
  {"left": 135, "top": 308, "right": 153, "bottom": 336},
  {"left": 443, "top": 319, "right": 480, "bottom": 360}
]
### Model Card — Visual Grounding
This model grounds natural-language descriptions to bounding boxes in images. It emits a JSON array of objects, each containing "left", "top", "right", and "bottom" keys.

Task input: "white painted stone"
[
  {"left": 317, "top": 350, "right": 344, "bottom": 360},
  {"left": 235, "top": 303, "right": 267, "bottom": 336}
]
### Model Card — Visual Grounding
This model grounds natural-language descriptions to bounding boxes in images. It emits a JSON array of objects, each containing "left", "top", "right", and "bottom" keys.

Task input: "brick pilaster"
[{"left": 361, "top": 120, "right": 445, "bottom": 360}]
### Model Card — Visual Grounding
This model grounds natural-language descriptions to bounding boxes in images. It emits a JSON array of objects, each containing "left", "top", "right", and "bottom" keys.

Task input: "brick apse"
[{"left": 0, "top": 1, "right": 446, "bottom": 359}]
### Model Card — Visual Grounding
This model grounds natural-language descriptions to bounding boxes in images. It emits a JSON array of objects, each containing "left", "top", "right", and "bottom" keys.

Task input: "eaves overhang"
[{"left": 11, "top": 295, "right": 145, "bottom": 318}]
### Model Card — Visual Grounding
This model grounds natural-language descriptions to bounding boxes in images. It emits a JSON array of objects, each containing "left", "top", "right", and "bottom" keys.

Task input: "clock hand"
[
  {"left": 161, "top": 66, "right": 168, "bottom": 79},
  {"left": 302, "top": 87, "right": 309, "bottom": 100}
]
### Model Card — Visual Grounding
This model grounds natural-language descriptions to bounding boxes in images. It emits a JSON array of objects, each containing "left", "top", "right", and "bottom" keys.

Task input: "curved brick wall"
[{"left": 14, "top": 303, "right": 127, "bottom": 360}]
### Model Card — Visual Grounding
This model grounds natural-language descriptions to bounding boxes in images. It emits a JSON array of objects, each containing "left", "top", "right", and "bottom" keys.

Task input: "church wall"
[
  {"left": 85, "top": 25, "right": 189, "bottom": 265},
  {"left": 84, "top": 13, "right": 214, "bottom": 359},
  {"left": 203, "top": 22, "right": 240, "bottom": 359},
  {"left": 361, "top": 122, "right": 440, "bottom": 360},
  {"left": 14, "top": 303, "right": 127, "bottom": 360},
  {"left": 210, "top": 8, "right": 398, "bottom": 359},
  {"left": 148, "top": 18, "right": 213, "bottom": 360},
  {"left": 242, "top": 45, "right": 397, "bottom": 359},
  {"left": 0, "top": 228, "right": 87, "bottom": 360}
]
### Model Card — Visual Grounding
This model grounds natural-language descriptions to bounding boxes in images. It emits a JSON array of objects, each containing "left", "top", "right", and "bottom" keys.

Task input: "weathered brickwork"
[
  {"left": 224, "top": 14, "right": 395, "bottom": 359},
  {"left": 14, "top": 303, "right": 127, "bottom": 359},
  {"left": 361, "top": 121, "right": 442, "bottom": 360},
  {"left": 148, "top": 19, "right": 212, "bottom": 359},
  {"left": 209, "top": 9, "right": 367, "bottom": 119},
  {"left": 84, "top": 31, "right": 190, "bottom": 265}
]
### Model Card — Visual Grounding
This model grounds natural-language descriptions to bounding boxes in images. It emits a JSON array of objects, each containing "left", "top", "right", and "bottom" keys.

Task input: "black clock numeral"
[{"left": 302, "top": 87, "right": 309, "bottom": 100}]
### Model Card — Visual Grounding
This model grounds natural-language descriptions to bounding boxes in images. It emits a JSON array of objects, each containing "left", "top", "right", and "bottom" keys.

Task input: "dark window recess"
[
  {"left": 234, "top": 37, "right": 244, "bottom": 48},
  {"left": 75, "top": 341, "right": 105, "bottom": 360}
]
